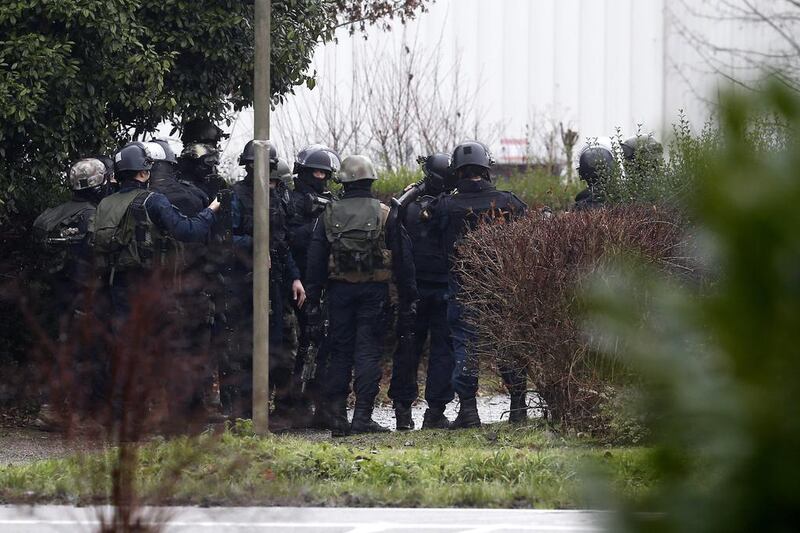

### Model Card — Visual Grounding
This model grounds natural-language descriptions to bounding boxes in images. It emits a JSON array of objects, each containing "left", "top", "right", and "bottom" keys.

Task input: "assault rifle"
[
  {"left": 301, "top": 301, "right": 327, "bottom": 393},
  {"left": 215, "top": 189, "right": 237, "bottom": 369}
]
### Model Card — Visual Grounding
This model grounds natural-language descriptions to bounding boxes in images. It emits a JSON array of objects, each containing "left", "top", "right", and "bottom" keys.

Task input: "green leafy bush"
[{"left": 586, "top": 80, "right": 800, "bottom": 531}]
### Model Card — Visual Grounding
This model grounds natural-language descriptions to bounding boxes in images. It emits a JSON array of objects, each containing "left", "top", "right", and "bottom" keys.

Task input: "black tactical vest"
[
  {"left": 232, "top": 180, "right": 254, "bottom": 236},
  {"left": 404, "top": 196, "right": 448, "bottom": 283},
  {"left": 441, "top": 184, "right": 526, "bottom": 259}
]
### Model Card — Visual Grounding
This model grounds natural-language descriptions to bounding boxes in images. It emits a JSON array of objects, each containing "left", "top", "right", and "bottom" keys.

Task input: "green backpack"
[
  {"left": 92, "top": 190, "right": 166, "bottom": 272},
  {"left": 32, "top": 201, "right": 96, "bottom": 275},
  {"left": 324, "top": 197, "right": 392, "bottom": 282}
]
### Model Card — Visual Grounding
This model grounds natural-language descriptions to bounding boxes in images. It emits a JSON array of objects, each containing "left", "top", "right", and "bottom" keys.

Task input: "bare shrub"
[{"left": 455, "top": 206, "right": 693, "bottom": 432}]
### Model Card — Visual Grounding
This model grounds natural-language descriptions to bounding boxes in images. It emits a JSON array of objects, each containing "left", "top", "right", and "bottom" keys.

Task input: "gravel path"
[
  {"left": 0, "top": 428, "right": 104, "bottom": 467},
  {"left": 0, "top": 394, "right": 541, "bottom": 466}
]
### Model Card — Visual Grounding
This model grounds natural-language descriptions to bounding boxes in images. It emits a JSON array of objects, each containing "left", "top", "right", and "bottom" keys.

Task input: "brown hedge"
[{"left": 454, "top": 206, "right": 692, "bottom": 431}]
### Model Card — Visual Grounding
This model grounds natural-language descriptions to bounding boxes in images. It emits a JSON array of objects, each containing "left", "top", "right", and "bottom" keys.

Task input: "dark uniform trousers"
[
  {"left": 324, "top": 281, "right": 388, "bottom": 409},
  {"left": 389, "top": 281, "right": 454, "bottom": 409}
]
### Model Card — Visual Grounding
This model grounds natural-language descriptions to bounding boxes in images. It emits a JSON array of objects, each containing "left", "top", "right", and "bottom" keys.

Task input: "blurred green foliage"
[
  {"left": 372, "top": 167, "right": 580, "bottom": 210},
  {"left": 586, "top": 80, "right": 800, "bottom": 531}
]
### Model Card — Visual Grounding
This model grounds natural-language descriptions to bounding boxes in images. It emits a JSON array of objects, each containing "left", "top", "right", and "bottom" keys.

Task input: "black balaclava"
[
  {"left": 297, "top": 168, "right": 328, "bottom": 194},
  {"left": 149, "top": 161, "right": 177, "bottom": 183},
  {"left": 343, "top": 179, "right": 373, "bottom": 193},
  {"left": 456, "top": 164, "right": 490, "bottom": 185},
  {"left": 74, "top": 186, "right": 105, "bottom": 206}
]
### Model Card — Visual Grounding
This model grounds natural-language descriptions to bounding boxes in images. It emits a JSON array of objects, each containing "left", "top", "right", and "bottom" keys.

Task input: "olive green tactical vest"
[
  {"left": 93, "top": 190, "right": 178, "bottom": 273},
  {"left": 323, "top": 197, "right": 392, "bottom": 283}
]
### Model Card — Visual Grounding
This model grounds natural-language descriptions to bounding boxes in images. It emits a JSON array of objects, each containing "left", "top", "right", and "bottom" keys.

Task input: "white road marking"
[{"left": 0, "top": 519, "right": 603, "bottom": 531}]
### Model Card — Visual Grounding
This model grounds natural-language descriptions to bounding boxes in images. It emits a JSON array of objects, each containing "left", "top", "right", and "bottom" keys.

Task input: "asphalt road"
[{"left": 0, "top": 506, "right": 609, "bottom": 532}]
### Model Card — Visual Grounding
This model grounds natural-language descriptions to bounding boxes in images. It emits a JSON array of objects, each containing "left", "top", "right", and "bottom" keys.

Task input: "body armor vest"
[
  {"left": 93, "top": 190, "right": 179, "bottom": 275},
  {"left": 443, "top": 188, "right": 523, "bottom": 255},
  {"left": 232, "top": 181, "right": 254, "bottom": 237},
  {"left": 404, "top": 196, "right": 448, "bottom": 283},
  {"left": 324, "top": 197, "right": 392, "bottom": 283}
]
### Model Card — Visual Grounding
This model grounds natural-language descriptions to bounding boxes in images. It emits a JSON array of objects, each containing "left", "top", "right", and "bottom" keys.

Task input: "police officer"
[
  {"left": 286, "top": 144, "right": 340, "bottom": 426},
  {"left": 32, "top": 158, "right": 109, "bottom": 429},
  {"left": 388, "top": 153, "right": 455, "bottom": 430},
  {"left": 305, "top": 155, "right": 417, "bottom": 436},
  {"left": 573, "top": 146, "right": 616, "bottom": 211},
  {"left": 177, "top": 118, "right": 228, "bottom": 200},
  {"left": 94, "top": 142, "right": 220, "bottom": 320},
  {"left": 144, "top": 140, "right": 222, "bottom": 422},
  {"left": 177, "top": 142, "right": 227, "bottom": 201},
  {"left": 429, "top": 141, "right": 528, "bottom": 428},
  {"left": 147, "top": 140, "right": 209, "bottom": 214},
  {"left": 92, "top": 143, "right": 220, "bottom": 432},
  {"left": 225, "top": 140, "right": 306, "bottom": 424}
]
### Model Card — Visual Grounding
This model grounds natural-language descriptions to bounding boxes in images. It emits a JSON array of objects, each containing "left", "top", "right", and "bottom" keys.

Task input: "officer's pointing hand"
[
  {"left": 292, "top": 279, "right": 306, "bottom": 308},
  {"left": 208, "top": 198, "right": 221, "bottom": 212}
]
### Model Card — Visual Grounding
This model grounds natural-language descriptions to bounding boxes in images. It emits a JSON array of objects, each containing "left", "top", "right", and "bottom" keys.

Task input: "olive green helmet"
[
  {"left": 337, "top": 155, "right": 378, "bottom": 183},
  {"left": 621, "top": 135, "right": 663, "bottom": 163},
  {"left": 270, "top": 158, "right": 293, "bottom": 187}
]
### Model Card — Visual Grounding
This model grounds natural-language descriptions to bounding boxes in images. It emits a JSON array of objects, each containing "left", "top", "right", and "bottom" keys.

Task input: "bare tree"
[
  {"left": 273, "top": 24, "right": 500, "bottom": 170},
  {"left": 672, "top": 0, "right": 800, "bottom": 94}
]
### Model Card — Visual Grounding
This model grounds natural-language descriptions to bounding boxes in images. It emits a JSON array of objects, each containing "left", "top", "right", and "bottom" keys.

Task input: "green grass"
[
  {"left": 0, "top": 424, "right": 656, "bottom": 508},
  {"left": 371, "top": 168, "right": 581, "bottom": 211}
]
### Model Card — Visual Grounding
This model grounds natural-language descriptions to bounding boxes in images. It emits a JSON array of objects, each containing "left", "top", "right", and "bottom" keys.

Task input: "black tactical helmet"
[
  {"left": 114, "top": 142, "right": 154, "bottom": 173},
  {"left": 93, "top": 155, "right": 115, "bottom": 180},
  {"left": 181, "top": 118, "right": 227, "bottom": 145},
  {"left": 239, "top": 140, "right": 278, "bottom": 166},
  {"left": 578, "top": 146, "right": 616, "bottom": 185},
  {"left": 451, "top": 141, "right": 495, "bottom": 172},
  {"left": 621, "top": 135, "right": 663, "bottom": 163},
  {"left": 420, "top": 152, "right": 451, "bottom": 192},
  {"left": 293, "top": 144, "right": 341, "bottom": 175}
]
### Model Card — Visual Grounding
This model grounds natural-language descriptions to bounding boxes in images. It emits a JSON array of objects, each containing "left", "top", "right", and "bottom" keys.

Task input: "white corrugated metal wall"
[{"left": 223, "top": 0, "right": 782, "bottom": 165}]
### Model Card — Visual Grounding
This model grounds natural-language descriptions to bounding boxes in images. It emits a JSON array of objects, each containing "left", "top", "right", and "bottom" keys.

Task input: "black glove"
[{"left": 397, "top": 300, "right": 417, "bottom": 338}]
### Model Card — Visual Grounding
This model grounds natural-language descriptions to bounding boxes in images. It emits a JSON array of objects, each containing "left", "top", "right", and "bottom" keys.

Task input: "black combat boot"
[
  {"left": 394, "top": 404, "right": 414, "bottom": 431},
  {"left": 449, "top": 397, "right": 481, "bottom": 430},
  {"left": 350, "top": 406, "right": 391, "bottom": 434},
  {"left": 328, "top": 397, "right": 350, "bottom": 437},
  {"left": 422, "top": 406, "right": 451, "bottom": 430},
  {"left": 509, "top": 390, "right": 528, "bottom": 424}
]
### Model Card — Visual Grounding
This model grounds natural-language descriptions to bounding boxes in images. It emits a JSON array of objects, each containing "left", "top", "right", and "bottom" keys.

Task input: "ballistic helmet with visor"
[
  {"left": 69, "top": 158, "right": 107, "bottom": 191},
  {"left": 114, "top": 142, "right": 154, "bottom": 173},
  {"left": 451, "top": 141, "right": 495, "bottom": 172},
  {"left": 180, "top": 143, "right": 220, "bottom": 167},
  {"left": 239, "top": 140, "right": 278, "bottom": 166},
  {"left": 578, "top": 146, "right": 616, "bottom": 185},
  {"left": 338, "top": 155, "right": 378, "bottom": 183},
  {"left": 421, "top": 152, "right": 452, "bottom": 192},
  {"left": 294, "top": 144, "right": 341, "bottom": 175}
]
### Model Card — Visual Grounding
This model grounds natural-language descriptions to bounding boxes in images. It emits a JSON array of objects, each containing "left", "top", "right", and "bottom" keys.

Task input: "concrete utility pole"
[{"left": 253, "top": 0, "right": 271, "bottom": 435}]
